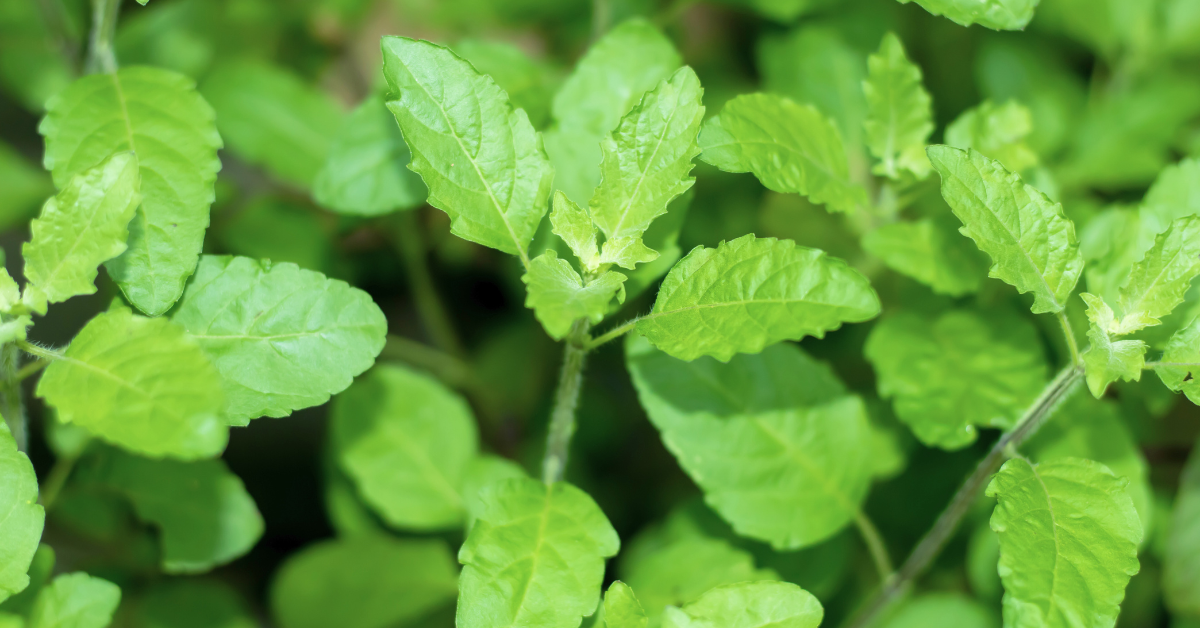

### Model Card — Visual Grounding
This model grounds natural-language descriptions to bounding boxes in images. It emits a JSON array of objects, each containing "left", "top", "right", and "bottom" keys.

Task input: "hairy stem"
[
  {"left": 854, "top": 512, "right": 894, "bottom": 583},
  {"left": 542, "top": 319, "right": 591, "bottom": 484},
  {"left": 17, "top": 340, "right": 64, "bottom": 362},
  {"left": 844, "top": 365, "right": 1083, "bottom": 628},
  {"left": 85, "top": 0, "right": 121, "bottom": 74},
  {"left": 0, "top": 343, "right": 26, "bottom": 451},
  {"left": 584, "top": 317, "right": 640, "bottom": 351},
  {"left": 1057, "top": 310, "right": 1081, "bottom": 366},
  {"left": 392, "top": 212, "right": 465, "bottom": 357}
]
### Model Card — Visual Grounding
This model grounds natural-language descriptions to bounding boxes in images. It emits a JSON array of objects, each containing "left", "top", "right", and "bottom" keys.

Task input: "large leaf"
[
  {"left": 37, "top": 308, "right": 227, "bottom": 460},
  {"left": 170, "top": 255, "right": 387, "bottom": 425},
  {"left": 1117, "top": 216, "right": 1200, "bottom": 329},
  {"left": 927, "top": 145, "right": 1083, "bottom": 314},
  {"left": 699, "top": 93, "right": 866, "bottom": 213},
  {"left": 661, "top": 581, "right": 823, "bottom": 628},
  {"left": 862, "top": 33, "right": 933, "bottom": 180},
  {"left": 40, "top": 67, "right": 222, "bottom": 316},
  {"left": 1165, "top": 438, "right": 1200, "bottom": 616},
  {"left": 28, "top": 573, "right": 120, "bottom": 628},
  {"left": 22, "top": 153, "right": 140, "bottom": 314},
  {"left": 637, "top": 235, "right": 880, "bottom": 362},
  {"left": 986, "top": 458, "right": 1142, "bottom": 628},
  {"left": 270, "top": 536, "right": 458, "bottom": 628},
  {"left": 897, "top": 0, "right": 1038, "bottom": 30},
  {"left": 862, "top": 218, "right": 987, "bottom": 296},
  {"left": 0, "top": 422, "right": 43, "bottom": 604},
  {"left": 457, "top": 478, "right": 619, "bottom": 628},
  {"left": 627, "top": 335, "right": 872, "bottom": 549},
  {"left": 945, "top": 100, "right": 1038, "bottom": 174},
  {"left": 865, "top": 309, "right": 1047, "bottom": 450},
  {"left": 381, "top": 36, "right": 553, "bottom": 261},
  {"left": 1080, "top": 294, "right": 1146, "bottom": 398},
  {"left": 1157, "top": 317, "right": 1200, "bottom": 405},
  {"left": 522, "top": 251, "right": 627, "bottom": 340}
]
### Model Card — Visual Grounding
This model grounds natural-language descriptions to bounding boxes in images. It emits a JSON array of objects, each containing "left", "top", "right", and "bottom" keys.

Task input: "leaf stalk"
[{"left": 85, "top": 0, "right": 121, "bottom": 74}]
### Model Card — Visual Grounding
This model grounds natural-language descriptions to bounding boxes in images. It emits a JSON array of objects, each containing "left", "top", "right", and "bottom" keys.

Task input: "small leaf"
[
  {"left": 1156, "top": 317, "right": 1200, "bottom": 405},
  {"left": 37, "top": 308, "right": 227, "bottom": 460},
  {"left": 945, "top": 100, "right": 1038, "bottom": 173},
  {"left": 699, "top": 93, "right": 867, "bottom": 213},
  {"left": 1117, "top": 216, "right": 1200, "bottom": 330},
  {"left": 927, "top": 145, "right": 1083, "bottom": 314},
  {"left": 662, "top": 581, "right": 823, "bottom": 628},
  {"left": 551, "top": 190, "right": 601, "bottom": 270},
  {"left": 862, "top": 218, "right": 987, "bottom": 296},
  {"left": 381, "top": 36, "right": 553, "bottom": 260},
  {"left": 21, "top": 153, "right": 141, "bottom": 315},
  {"left": 28, "top": 573, "right": 120, "bottom": 628},
  {"left": 0, "top": 268, "right": 20, "bottom": 313},
  {"left": 986, "top": 458, "right": 1142, "bottom": 628},
  {"left": 457, "top": 478, "right": 619, "bottom": 628},
  {"left": 638, "top": 235, "right": 879, "bottom": 362},
  {"left": 522, "top": 251, "right": 627, "bottom": 340},
  {"left": 606, "top": 582, "right": 648, "bottom": 628},
  {"left": 862, "top": 33, "right": 934, "bottom": 180},
  {"left": 170, "top": 255, "right": 387, "bottom": 425},
  {"left": 0, "top": 422, "right": 44, "bottom": 605},
  {"left": 1081, "top": 293, "right": 1146, "bottom": 398},
  {"left": 896, "top": 0, "right": 1038, "bottom": 30},
  {"left": 599, "top": 237, "right": 659, "bottom": 270},
  {"left": 1165, "top": 438, "right": 1200, "bottom": 616}
]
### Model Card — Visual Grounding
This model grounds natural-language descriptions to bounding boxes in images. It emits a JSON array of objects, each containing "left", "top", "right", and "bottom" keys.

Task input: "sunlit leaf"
[
  {"left": 897, "top": 0, "right": 1037, "bottom": 30},
  {"left": 945, "top": 100, "right": 1038, "bottom": 173},
  {"left": 523, "top": 251, "right": 626, "bottom": 340},
  {"left": 1117, "top": 216, "right": 1200, "bottom": 330},
  {"left": 862, "top": 33, "right": 933, "bottom": 180},
  {"left": 661, "top": 581, "right": 822, "bottom": 628},
  {"left": 1081, "top": 293, "right": 1146, "bottom": 398},
  {"left": 0, "top": 422, "right": 43, "bottom": 604}
]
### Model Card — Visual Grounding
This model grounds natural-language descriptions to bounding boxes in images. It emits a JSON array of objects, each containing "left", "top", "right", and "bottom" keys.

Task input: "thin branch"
[
  {"left": 1057, "top": 310, "right": 1082, "bottom": 367},
  {"left": 584, "top": 316, "right": 641, "bottom": 351},
  {"left": 854, "top": 511, "right": 894, "bottom": 583},
  {"left": 38, "top": 453, "right": 80, "bottom": 510},
  {"left": 379, "top": 334, "right": 474, "bottom": 390},
  {"left": 85, "top": 0, "right": 121, "bottom": 74},
  {"left": 391, "top": 212, "right": 465, "bottom": 357},
  {"left": 542, "top": 319, "right": 591, "bottom": 484}
]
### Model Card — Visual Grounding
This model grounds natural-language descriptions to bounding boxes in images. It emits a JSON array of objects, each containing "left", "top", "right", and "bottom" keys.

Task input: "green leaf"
[
  {"left": 1165, "top": 438, "right": 1200, "bottom": 616},
  {"left": 945, "top": 100, "right": 1038, "bottom": 174},
  {"left": 37, "top": 308, "right": 227, "bottom": 460},
  {"left": 865, "top": 309, "right": 1048, "bottom": 450},
  {"left": 1157, "top": 317, "right": 1200, "bottom": 404},
  {"left": 40, "top": 67, "right": 222, "bottom": 316},
  {"left": 0, "top": 141, "right": 52, "bottom": 231},
  {"left": 76, "top": 446, "right": 263, "bottom": 573},
  {"left": 457, "top": 478, "right": 619, "bottom": 628},
  {"left": 627, "top": 335, "right": 873, "bottom": 549},
  {"left": 331, "top": 364, "right": 478, "bottom": 530},
  {"left": 0, "top": 422, "right": 44, "bottom": 605},
  {"left": 605, "top": 582, "right": 648, "bottom": 628},
  {"left": 455, "top": 39, "right": 559, "bottom": 130},
  {"left": 170, "top": 255, "right": 387, "bottom": 425},
  {"left": 1117, "top": 216, "right": 1200, "bottom": 330},
  {"left": 590, "top": 67, "right": 703, "bottom": 243},
  {"left": 381, "top": 36, "right": 553, "bottom": 262},
  {"left": 550, "top": 191, "right": 601, "bottom": 270},
  {"left": 0, "top": 269, "right": 20, "bottom": 313},
  {"left": 201, "top": 61, "right": 341, "bottom": 189},
  {"left": 661, "top": 581, "right": 822, "bottom": 628},
  {"left": 313, "top": 95, "right": 426, "bottom": 216},
  {"left": 986, "top": 458, "right": 1142, "bottom": 628},
  {"left": 878, "top": 593, "right": 998, "bottom": 628},
  {"left": 270, "top": 536, "right": 458, "bottom": 628},
  {"left": 461, "top": 455, "right": 528, "bottom": 529},
  {"left": 522, "top": 251, "right": 627, "bottom": 340},
  {"left": 28, "top": 573, "right": 120, "bottom": 628},
  {"left": 21, "top": 153, "right": 141, "bottom": 315},
  {"left": 130, "top": 580, "right": 256, "bottom": 628},
  {"left": 927, "top": 145, "right": 1083, "bottom": 314},
  {"left": 896, "top": 0, "right": 1037, "bottom": 30},
  {"left": 862, "top": 218, "right": 987, "bottom": 296},
  {"left": 862, "top": 33, "right": 934, "bottom": 180},
  {"left": 1140, "top": 158, "right": 1200, "bottom": 236},
  {"left": 1081, "top": 293, "right": 1146, "bottom": 398},
  {"left": 637, "top": 235, "right": 880, "bottom": 362},
  {"left": 699, "top": 93, "right": 867, "bottom": 214}
]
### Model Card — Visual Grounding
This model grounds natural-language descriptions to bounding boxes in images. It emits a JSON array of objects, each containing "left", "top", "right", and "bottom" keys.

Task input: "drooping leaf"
[
  {"left": 627, "top": 335, "right": 873, "bottom": 549},
  {"left": 927, "top": 145, "right": 1083, "bottom": 314},
  {"left": 21, "top": 153, "right": 141, "bottom": 314},
  {"left": 331, "top": 364, "right": 478, "bottom": 530},
  {"left": 862, "top": 218, "right": 987, "bottom": 296},
  {"left": 522, "top": 251, "right": 627, "bottom": 340},
  {"left": 1117, "top": 216, "right": 1200, "bottom": 330},
  {"left": 37, "top": 308, "right": 227, "bottom": 460},
  {"left": 605, "top": 582, "right": 648, "bottom": 628},
  {"left": 878, "top": 593, "right": 999, "bottom": 628},
  {"left": 270, "top": 536, "right": 458, "bottom": 628},
  {"left": 169, "top": 255, "right": 387, "bottom": 425},
  {"left": 1165, "top": 438, "right": 1200, "bottom": 616},
  {"left": 862, "top": 33, "right": 934, "bottom": 180},
  {"left": 865, "top": 309, "right": 1047, "bottom": 450},
  {"left": 28, "top": 573, "right": 120, "bottom": 628},
  {"left": 129, "top": 580, "right": 256, "bottom": 628},
  {"left": 1157, "top": 317, "right": 1200, "bottom": 404},
  {"left": 945, "top": 100, "right": 1038, "bottom": 174},
  {"left": 0, "top": 422, "right": 44, "bottom": 604},
  {"left": 457, "top": 478, "right": 619, "bottom": 628},
  {"left": 40, "top": 67, "right": 222, "bottom": 316},
  {"left": 1081, "top": 294, "right": 1146, "bottom": 398},
  {"left": 661, "top": 581, "right": 822, "bottom": 628},
  {"left": 637, "top": 235, "right": 879, "bottom": 362},
  {"left": 699, "top": 93, "right": 867, "bottom": 213},
  {"left": 896, "top": 0, "right": 1038, "bottom": 30},
  {"left": 381, "top": 36, "right": 554, "bottom": 261},
  {"left": 986, "top": 457, "right": 1142, "bottom": 628},
  {"left": 312, "top": 95, "right": 426, "bottom": 216}
]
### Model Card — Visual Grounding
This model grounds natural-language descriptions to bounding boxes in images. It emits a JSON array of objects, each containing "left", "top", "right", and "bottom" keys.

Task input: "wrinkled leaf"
[
  {"left": 661, "top": 581, "right": 822, "bottom": 628},
  {"left": 523, "top": 251, "right": 626, "bottom": 340},
  {"left": 1117, "top": 216, "right": 1200, "bottom": 330},
  {"left": 1157, "top": 317, "right": 1200, "bottom": 404},
  {"left": 1081, "top": 293, "right": 1146, "bottom": 398},
  {"left": 897, "top": 0, "right": 1038, "bottom": 30},
  {"left": 862, "top": 33, "right": 933, "bottom": 180}
]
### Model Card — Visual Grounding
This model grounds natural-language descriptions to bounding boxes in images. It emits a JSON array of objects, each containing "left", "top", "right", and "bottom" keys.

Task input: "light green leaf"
[
  {"left": 1157, "top": 317, "right": 1200, "bottom": 404},
  {"left": 270, "top": 536, "right": 458, "bottom": 628},
  {"left": 599, "top": 237, "right": 659, "bottom": 271},
  {"left": 22, "top": 153, "right": 140, "bottom": 315},
  {"left": 927, "top": 145, "right": 1083, "bottom": 314},
  {"left": 461, "top": 455, "right": 528, "bottom": 529},
  {"left": 0, "top": 422, "right": 44, "bottom": 605},
  {"left": 170, "top": 255, "right": 387, "bottom": 425},
  {"left": 627, "top": 335, "right": 872, "bottom": 549},
  {"left": 0, "top": 316, "right": 31, "bottom": 346},
  {"left": 0, "top": 269, "right": 19, "bottom": 313},
  {"left": 201, "top": 61, "right": 341, "bottom": 189},
  {"left": 605, "top": 582, "right": 648, "bottom": 628},
  {"left": 862, "top": 218, "right": 987, "bottom": 296},
  {"left": 661, "top": 581, "right": 822, "bottom": 628},
  {"left": 37, "top": 308, "right": 227, "bottom": 460},
  {"left": 1140, "top": 158, "right": 1200, "bottom": 236},
  {"left": 130, "top": 580, "right": 256, "bottom": 628},
  {"left": 865, "top": 309, "right": 1047, "bottom": 450},
  {"left": 699, "top": 93, "right": 867, "bottom": 214},
  {"left": 313, "top": 95, "right": 426, "bottom": 216},
  {"left": 550, "top": 191, "right": 600, "bottom": 270},
  {"left": 77, "top": 446, "right": 262, "bottom": 573},
  {"left": 862, "top": 33, "right": 933, "bottom": 180},
  {"left": 455, "top": 39, "right": 558, "bottom": 130},
  {"left": 457, "top": 478, "right": 619, "bottom": 628},
  {"left": 522, "top": 251, "right": 627, "bottom": 340},
  {"left": 590, "top": 67, "right": 703, "bottom": 243},
  {"left": 28, "top": 573, "right": 120, "bottom": 628},
  {"left": 1081, "top": 293, "right": 1146, "bottom": 398},
  {"left": 40, "top": 67, "right": 222, "bottom": 316},
  {"left": 381, "top": 36, "right": 553, "bottom": 261},
  {"left": 1117, "top": 216, "right": 1200, "bottom": 330},
  {"left": 637, "top": 235, "right": 879, "bottom": 362},
  {"left": 986, "top": 458, "right": 1142, "bottom": 628},
  {"left": 897, "top": 0, "right": 1037, "bottom": 30},
  {"left": 879, "top": 593, "right": 998, "bottom": 628},
  {"left": 945, "top": 100, "right": 1038, "bottom": 174},
  {"left": 331, "top": 364, "right": 478, "bottom": 530},
  {"left": 1165, "top": 438, "right": 1200, "bottom": 616}
]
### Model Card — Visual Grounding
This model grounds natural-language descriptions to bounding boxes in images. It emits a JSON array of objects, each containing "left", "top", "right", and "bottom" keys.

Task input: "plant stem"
[
  {"left": 1057, "top": 311, "right": 1081, "bottom": 366},
  {"left": 584, "top": 316, "right": 641, "bottom": 351},
  {"left": 85, "top": 0, "right": 121, "bottom": 74},
  {"left": 844, "top": 365, "right": 1083, "bottom": 628},
  {"left": 16, "top": 340, "right": 64, "bottom": 362},
  {"left": 17, "top": 359, "right": 50, "bottom": 382},
  {"left": 380, "top": 334, "right": 476, "bottom": 390},
  {"left": 392, "top": 212, "right": 465, "bottom": 357},
  {"left": 38, "top": 453, "right": 79, "bottom": 510},
  {"left": 0, "top": 343, "right": 26, "bottom": 451},
  {"left": 542, "top": 319, "right": 591, "bottom": 484},
  {"left": 854, "top": 512, "right": 894, "bottom": 583}
]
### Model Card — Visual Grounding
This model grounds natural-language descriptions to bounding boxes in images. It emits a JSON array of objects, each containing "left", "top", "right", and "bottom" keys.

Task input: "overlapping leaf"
[
  {"left": 1157, "top": 317, "right": 1200, "bottom": 404},
  {"left": 523, "top": 251, "right": 627, "bottom": 339},
  {"left": 897, "top": 0, "right": 1038, "bottom": 30},
  {"left": 1081, "top": 294, "right": 1146, "bottom": 398},
  {"left": 28, "top": 573, "right": 120, "bottom": 628},
  {"left": 661, "top": 582, "right": 823, "bottom": 628},
  {"left": 862, "top": 33, "right": 933, "bottom": 180},
  {"left": 945, "top": 100, "right": 1038, "bottom": 174},
  {"left": 1165, "top": 439, "right": 1200, "bottom": 616},
  {"left": 862, "top": 218, "right": 987, "bottom": 296},
  {"left": 0, "top": 422, "right": 43, "bottom": 604}
]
